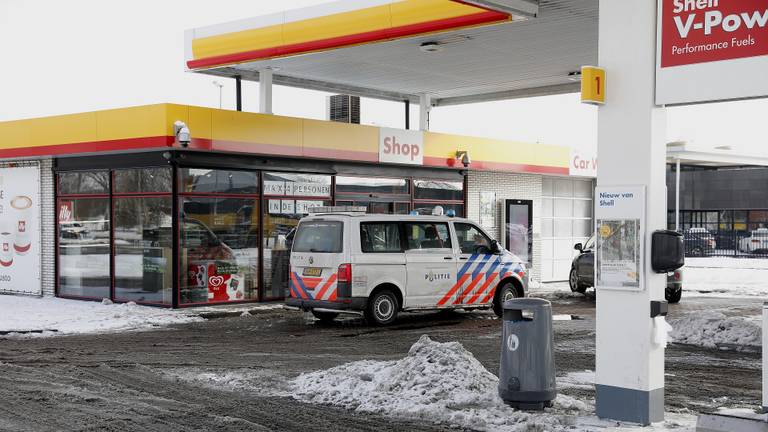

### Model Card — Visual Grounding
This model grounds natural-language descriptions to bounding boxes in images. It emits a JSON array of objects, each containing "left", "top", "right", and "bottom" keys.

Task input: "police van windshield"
[{"left": 293, "top": 221, "right": 343, "bottom": 253}]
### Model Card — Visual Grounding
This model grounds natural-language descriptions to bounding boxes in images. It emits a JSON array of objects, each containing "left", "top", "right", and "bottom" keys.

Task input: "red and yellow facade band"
[
  {"left": 0, "top": 104, "right": 570, "bottom": 175},
  {"left": 186, "top": 0, "right": 511, "bottom": 70}
]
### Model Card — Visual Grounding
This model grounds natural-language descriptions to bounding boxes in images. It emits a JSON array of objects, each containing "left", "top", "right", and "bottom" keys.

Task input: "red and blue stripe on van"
[
  {"left": 289, "top": 272, "right": 339, "bottom": 301},
  {"left": 437, "top": 253, "right": 524, "bottom": 306}
]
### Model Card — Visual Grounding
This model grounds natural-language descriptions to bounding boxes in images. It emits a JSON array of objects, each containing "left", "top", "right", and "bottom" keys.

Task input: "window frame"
[
  {"left": 178, "top": 167, "right": 262, "bottom": 307},
  {"left": 55, "top": 167, "right": 175, "bottom": 307},
  {"left": 292, "top": 220, "right": 344, "bottom": 254},
  {"left": 454, "top": 222, "right": 493, "bottom": 255},
  {"left": 402, "top": 221, "right": 453, "bottom": 251},
  {"left": 359, "top": 221, "right": 405, "bottom": 254}
]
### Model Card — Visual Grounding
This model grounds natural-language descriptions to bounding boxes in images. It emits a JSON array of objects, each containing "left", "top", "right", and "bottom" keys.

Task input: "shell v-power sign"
[{"left": 656, "top": 0, "right": 768, "bottom": 105}]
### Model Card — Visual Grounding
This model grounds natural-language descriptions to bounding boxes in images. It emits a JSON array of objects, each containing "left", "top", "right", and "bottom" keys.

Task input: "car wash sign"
[{"left": 656, "top": 0, "right": 768, "bottom": 105}]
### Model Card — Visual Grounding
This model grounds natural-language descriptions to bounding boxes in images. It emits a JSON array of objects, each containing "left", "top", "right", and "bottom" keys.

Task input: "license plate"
[{"left": 302, "top": 267, "right": 322, "bottom": 277}]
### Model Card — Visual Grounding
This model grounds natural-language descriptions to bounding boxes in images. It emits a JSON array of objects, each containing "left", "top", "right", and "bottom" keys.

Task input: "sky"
[{"left": 0, "top": 0, "right": 766, "bottom": 156}]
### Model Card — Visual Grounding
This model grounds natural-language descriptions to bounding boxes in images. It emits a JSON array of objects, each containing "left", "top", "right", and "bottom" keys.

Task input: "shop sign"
[
  {"left": 0, "top": 165, "right": 41, "bottom": 296},
  {"left": 656, "top": 0, "right": 768, "bottom": 105},
  {"left": 594, "top": 185, "right": 645, "bottom": 291},
  {"left": 379, "top": 127, "right": 424, "bottom": 166}
]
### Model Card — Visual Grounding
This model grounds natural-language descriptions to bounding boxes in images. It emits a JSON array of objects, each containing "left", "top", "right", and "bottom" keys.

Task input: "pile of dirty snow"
[
  {"left": 291, "top": 335, "right": 590, "bottom": 432},
  {"left": 0, "top": 295, "right": 203, "bottom": 337},
  {"left": 669, "top": 312, "right": 761, "bottom": 351}
]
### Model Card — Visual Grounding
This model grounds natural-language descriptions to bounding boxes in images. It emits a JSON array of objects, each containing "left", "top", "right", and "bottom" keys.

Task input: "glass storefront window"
[
  {"left": 181, "top": 168, "right": 259, "bottom": 194},
  {"left": 180, "top": 197, "right": 260, "bottom": 305},
  {"left": 263, "top": 199, "right": 332, "bottom": 299},
  {"left": 58, "top": 198, "right": 111, "bottom": 299},
  {"left": 336, "top": 176, "right": 409, "bottom": 195},
  {"left": 414, "top": 179, "right": 464, "bottom": 201},
  {"left": 336, "top": 201, "right": 410, "bottom": 215},
  {"left": 114, "top": 197, "right": 173, "bottom": 304},
  {"left": 58, "top": 171, "right": 109, "bottom": 195},
  {"left": 412, "top": 203, "right": 464, "bottom": 217},
  {"left": 114, "top": 168, "right": 172, "bottom": 193}
]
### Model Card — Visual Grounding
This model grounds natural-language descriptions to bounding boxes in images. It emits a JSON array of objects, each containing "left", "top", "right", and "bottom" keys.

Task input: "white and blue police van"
[{"left": 285, "top": 206, "right": 529, "bottom": 325}]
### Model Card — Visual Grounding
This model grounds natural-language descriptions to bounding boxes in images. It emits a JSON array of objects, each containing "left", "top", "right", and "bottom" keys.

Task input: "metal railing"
[{"left": 674, "top": 228, "right": 768, "bottom": 259}]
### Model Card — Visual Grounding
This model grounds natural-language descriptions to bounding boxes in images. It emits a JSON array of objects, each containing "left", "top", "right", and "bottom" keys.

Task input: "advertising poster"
[
  {"left": 187, "top": 261, "right": 245, "bottom": 303},
  {"left": 0, "top": 165, "right": 41, "bottom": 295},
  {"left": 479, "top": 192, "right": 496, "bottom": 229},
  {"left": 596, "top": 219, "right": 641, "bottom": 288}
]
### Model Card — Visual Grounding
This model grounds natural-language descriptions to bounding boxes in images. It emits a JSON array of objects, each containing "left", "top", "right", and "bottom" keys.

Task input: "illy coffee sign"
[{"left": 379, "top": 127, "right": 424, "bottom": 166}]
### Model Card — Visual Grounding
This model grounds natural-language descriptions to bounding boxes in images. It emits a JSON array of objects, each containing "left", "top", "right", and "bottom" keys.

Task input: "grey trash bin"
[{"left": 498, "top": 298, "right": 557, "bottom": 410}]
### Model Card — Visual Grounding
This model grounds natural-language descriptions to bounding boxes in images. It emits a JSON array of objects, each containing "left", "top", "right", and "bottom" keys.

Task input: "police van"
[{"left": 285, "top": 206, "right": 529, "bottom": 325}]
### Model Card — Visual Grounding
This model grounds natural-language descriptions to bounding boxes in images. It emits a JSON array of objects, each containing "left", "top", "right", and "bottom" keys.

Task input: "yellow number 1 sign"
[{"left": 581, "top": 66, "right": 606, "bottom": 105}]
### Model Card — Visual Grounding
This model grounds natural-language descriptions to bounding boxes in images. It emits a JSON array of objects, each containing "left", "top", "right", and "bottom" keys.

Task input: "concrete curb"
[{"left": 194, "top": 304, "right": 292, "bottom": 320}]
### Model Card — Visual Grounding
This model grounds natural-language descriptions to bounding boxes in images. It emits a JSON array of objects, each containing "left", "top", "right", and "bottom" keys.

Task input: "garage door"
[{"left": 540, "top": 177, "right": 594, "bottom": 282}]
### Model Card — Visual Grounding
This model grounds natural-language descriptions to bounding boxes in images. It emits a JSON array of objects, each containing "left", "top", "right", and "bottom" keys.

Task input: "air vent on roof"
[{"left": 327, "top": 94, "right": 360, "bottom": 124}]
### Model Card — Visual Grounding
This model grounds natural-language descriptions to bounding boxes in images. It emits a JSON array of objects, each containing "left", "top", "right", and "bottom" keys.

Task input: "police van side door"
[
  {"left": 356, "top": 221, "right": 407, "bottom": 299},
  {"left": 452, "top": 222, "right": 498, "bottom": 306},
  {"left": 403, "top": 222, "right": 456, "bottom": 308}
]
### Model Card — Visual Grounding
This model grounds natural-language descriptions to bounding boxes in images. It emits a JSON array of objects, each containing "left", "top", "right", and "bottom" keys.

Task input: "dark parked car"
[
  {"left": 684, "top": 227, "right": 716, "bottom": 257},
  {"left": 569, "top": 235, "right": 683, "bottom": 303}
]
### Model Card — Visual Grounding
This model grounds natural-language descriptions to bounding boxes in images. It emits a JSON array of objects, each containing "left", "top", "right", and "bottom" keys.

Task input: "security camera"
[
  {"left": 461, "top": 152, "right": 471, "bottom": 168},
  {"left": 173, "top": 120, "right": 190, "bottom": 147},
  {"left": 456, "top": 151, "right": 471, "bottom": 168}
]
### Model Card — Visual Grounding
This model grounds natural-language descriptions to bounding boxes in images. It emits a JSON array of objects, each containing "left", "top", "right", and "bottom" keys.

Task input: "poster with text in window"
[
  {"left": 0, "top": 165, "right": 41, "bottom": 295},
  {"left": 479, "top": 192, "right": 495, "bottom": 229},
  {"left": 596, "top": 219, "right": 640, "bottom": 288}
]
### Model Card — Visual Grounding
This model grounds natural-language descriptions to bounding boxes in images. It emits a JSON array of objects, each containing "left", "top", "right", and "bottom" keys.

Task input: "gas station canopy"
[{"left": 185, "top": 0, "right": 597, "bottom": 105}]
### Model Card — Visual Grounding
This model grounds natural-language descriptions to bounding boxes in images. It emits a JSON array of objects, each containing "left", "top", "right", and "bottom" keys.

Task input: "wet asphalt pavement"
[{"left": 0, "top": 291, "right": 761, "bottom": 431}]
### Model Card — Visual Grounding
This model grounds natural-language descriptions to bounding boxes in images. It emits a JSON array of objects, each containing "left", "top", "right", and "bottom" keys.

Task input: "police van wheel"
[
  {"left": 365, "top": 290, "right": 399, "bottom": 326},
  {"left": 493, "top": 282, "right": 520, "bottom": 317},
  {"left": 311, "top": 310, "right": 339, "bottom": 322}
]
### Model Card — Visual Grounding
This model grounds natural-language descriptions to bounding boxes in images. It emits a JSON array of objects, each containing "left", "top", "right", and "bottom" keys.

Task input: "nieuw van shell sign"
[{"left": 656, "top": 0, "right": 768, "bottom": 105}]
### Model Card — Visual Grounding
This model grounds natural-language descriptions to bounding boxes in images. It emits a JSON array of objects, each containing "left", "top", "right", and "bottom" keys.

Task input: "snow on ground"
[
  {"left": 170, "top": 336, "right": 697, "bottom": 431},
  {"left": 0, "top": 295, "right": 203, "bottom": 337},
  {"left": 669, "top": 311, "right": 761, "bottom": 351},
  {"left": 291, "top": 335, "right": 589, "bottom": 431},
  {"left": 536, "top": 258, "right": 768, "bottom": 299},
  {"left": 678, "top": 258, "right": 768, "bottom": 299},
  {"left": 164, "top": 368, "right": 290, "bottom": 396},
  {"left": 290, "top": 336, "right": 694, "bottom": 432},
  {"left": 558, "top": 370, "right": 596, "bottom": 390}
]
